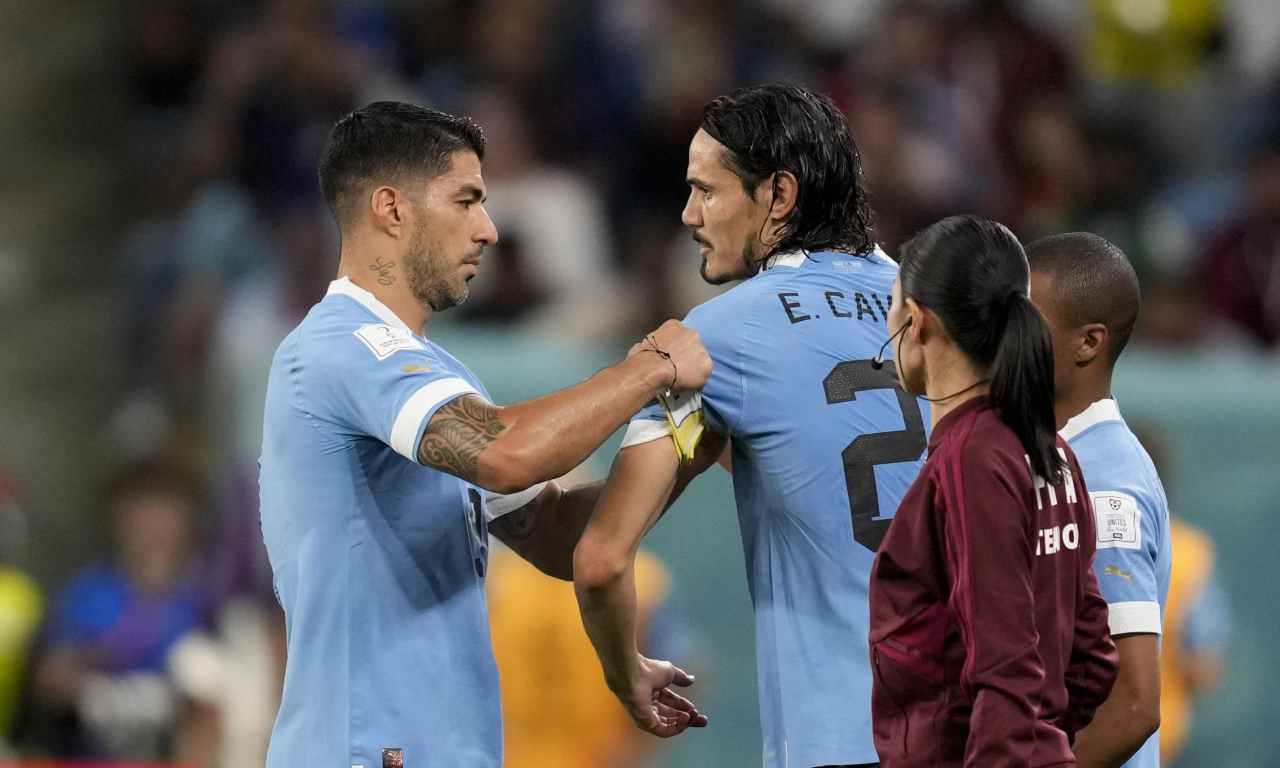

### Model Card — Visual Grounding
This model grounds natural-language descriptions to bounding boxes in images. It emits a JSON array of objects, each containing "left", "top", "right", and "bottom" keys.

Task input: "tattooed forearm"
[
  {"left": 418, "top": 395, "right": 506, "bottom": 479},
  {"left": 491, "top": 500, "right": 539, "bottom": 542}
]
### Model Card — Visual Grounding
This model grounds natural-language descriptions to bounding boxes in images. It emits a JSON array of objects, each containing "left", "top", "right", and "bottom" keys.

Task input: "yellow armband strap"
[{"left": 657, "top": 389, "right": 705, "bottom": 463}]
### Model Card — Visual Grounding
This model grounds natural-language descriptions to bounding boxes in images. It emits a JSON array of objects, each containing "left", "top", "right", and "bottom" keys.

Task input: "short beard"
[
  {"left": 405, "top": 221, "right": 470, "bottom": 312},
  {"left": 700, "top": 239, "right": 761, "bottom": 286}
]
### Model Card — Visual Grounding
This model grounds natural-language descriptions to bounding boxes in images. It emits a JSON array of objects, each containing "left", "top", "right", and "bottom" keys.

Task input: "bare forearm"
[
  {"left": 490, "top": 482, "right": 602, "bottom": 580},
  {"left": 573, "top": 441, "right": 680, "bottom": 692},
  {"left": 1071, "top": 690, "right": 1157, "bottom": 767},
  {"left": 490, "top": 355, "right": 670, "bottom": 490},
  {"left": 576, "top": 559, "right": 642, "bottom": 693},
  {"left": 1072, "top": 633, "right": 1160, "bottom": 768}
]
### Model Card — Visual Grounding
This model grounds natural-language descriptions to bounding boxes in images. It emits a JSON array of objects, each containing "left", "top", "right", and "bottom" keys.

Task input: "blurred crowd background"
[{"left": 2, "top": 0, "right": 1278, "bottom": 765}]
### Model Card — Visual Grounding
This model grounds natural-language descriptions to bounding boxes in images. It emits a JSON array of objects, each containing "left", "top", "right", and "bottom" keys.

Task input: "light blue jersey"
[
  {"left": 260, "top": 277, "right": 504, "bottom": 768},
  {"left": 624, "top": 250, "right": 927, "bottom": 767},
  {"left": 1062, "top": 399, "right": 1173, "bottom": 768}
]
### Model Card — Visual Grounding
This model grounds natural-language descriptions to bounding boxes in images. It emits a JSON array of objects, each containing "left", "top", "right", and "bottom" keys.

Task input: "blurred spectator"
[
  {"left": 0, "top": 474, "right": 42, "bottom": 756},
  {"left": 488, "top": 546, "right": 700, "bottom": 768},
  {"left": 1160, "top": 517, "right": 1231, "bottom": 765},
  {"left": 26, "top": 460, "right": 211, "bottom": 762},
  {"left": 1197, "top": 137, "right": 1280, "bottom": 348},
  {"left": 457, "top": 86, "right": 630, "bottom": 339}
]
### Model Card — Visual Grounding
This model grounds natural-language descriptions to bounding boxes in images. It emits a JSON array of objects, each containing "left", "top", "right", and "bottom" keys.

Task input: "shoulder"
[
  {"left": 954, "top": 406, "right": 1024, "bottom": 466},
  {"left": 1072, "top": 423, "right": 1166, "bottom": 511}
]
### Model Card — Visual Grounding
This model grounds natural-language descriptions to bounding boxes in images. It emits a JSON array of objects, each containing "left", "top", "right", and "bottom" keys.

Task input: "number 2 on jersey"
[{"left": 824, "top": 359, "right": 926, "bottom": 551}]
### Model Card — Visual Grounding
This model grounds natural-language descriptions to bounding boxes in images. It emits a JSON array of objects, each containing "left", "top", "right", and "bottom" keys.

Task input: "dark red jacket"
[{"left": 869, "top": 397, "right": 1117, "bottom": 767}]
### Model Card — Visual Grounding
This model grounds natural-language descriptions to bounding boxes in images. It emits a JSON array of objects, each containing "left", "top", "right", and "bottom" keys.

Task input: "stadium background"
[{"left": 1, "top": 0, "right": 1277, "bottom": 765}]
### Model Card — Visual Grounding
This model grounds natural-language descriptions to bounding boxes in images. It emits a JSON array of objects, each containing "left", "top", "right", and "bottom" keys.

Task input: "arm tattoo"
[
  {"left": 418, "top": 395, "right": 506, "bottom": 479},
  {"left": 491, "top": 500, "right": 539, "bottom": 542}
]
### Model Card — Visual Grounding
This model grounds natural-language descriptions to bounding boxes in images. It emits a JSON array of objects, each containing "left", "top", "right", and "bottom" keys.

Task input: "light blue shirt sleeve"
[
  {"left": 1089, "top": 489, "right": 1163, "bottom": 635},
  {"left": 308, "top": 322, "right": 482, "bottom": 463},
  {"left": 619, "top": 291, "right": 750, "bottom": 448}
]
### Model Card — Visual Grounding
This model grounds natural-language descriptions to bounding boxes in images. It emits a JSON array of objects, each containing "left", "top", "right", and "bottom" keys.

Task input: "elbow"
[
  {"left": 572, "top": 539, "right": 630, "bottom": 593},
  {"left": 1131, "top": 697, "right": 1161, "bottom": 741}
]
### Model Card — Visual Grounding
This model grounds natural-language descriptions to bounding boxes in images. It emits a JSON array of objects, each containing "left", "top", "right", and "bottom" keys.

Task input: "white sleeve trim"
[
  {"left": 1108, "top": 600, "right": 1163, "bottom": 636},
  {"left": 484, "top": 482, "right": 548, "bottom": 522},
  {"left": 390, "top": 377, "right": 481, "bottom": 461},
  {"left": 621, "top": 419, "right": 672, "bottom": 449}
]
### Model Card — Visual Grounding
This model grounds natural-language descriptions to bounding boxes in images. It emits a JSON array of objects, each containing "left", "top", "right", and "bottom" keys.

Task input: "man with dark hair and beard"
[
  {"left": 574, "top": 84, "right": 925, "bottom": 768},
  {"left": 258, "top": 101, "right": 712, "bottom": 768}
]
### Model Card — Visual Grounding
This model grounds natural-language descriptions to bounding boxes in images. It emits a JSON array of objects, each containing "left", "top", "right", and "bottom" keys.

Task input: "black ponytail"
[
  {"left": 990, "top": 293, "right": 1064, "bottom": 481},
  {"left": 898, "top": 215, "right": 1063, "bottom": 481}
]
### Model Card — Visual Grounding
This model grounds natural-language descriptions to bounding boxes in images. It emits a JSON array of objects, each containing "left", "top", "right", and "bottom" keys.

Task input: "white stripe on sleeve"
[
  {"left": 390, "top": 377, "right": 481, "bottom": 461},
  {"left": 1107, "top": 600, "right": 1163, "bottom": 636},
  {"left": 484, "top": 482, "right": 549, "bottom": 522}
]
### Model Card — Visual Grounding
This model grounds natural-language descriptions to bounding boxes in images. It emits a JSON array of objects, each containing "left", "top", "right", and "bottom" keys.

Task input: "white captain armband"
[
  {"left": 483, "top": 482, "right": 548, "bottom": 523},
  {"left": 619, "top": 391, "right": 705, "bottom": 462}
]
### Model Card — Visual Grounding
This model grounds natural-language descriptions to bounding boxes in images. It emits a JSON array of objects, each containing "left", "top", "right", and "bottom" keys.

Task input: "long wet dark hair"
[
  {"left": 700, "top": 83, "right": 875, "bottom": 260},
  {"left": 898, "top": 215, "right": 1063, "bottom": 481}
]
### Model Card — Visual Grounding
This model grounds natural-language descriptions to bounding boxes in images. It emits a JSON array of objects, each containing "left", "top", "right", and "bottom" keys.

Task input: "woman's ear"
[{"left": 904, "top": 297, "right": 925, "bottom": 342}]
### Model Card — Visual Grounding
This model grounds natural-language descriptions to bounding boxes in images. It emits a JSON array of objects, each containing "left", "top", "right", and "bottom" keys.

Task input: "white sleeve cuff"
[
  {"left": 1107, "top": 600, "right": 1163, "bottom": 636},
  {"left": 484, "top": 482, "right": 548, "bottom": 522},
  {"left": 620, "top": 419, "right": 672, "bottom": 449},
  {"left": 390, "top": 377, "right": 481, "bottom": 461}
]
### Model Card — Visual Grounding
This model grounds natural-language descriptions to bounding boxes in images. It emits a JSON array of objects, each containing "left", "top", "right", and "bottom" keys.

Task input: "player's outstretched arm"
[
  {"left": 573, "top": 432, "right": 724, "bottom": 737},
  {"left": 1070, "top": 633, "right": 1160, "bottom": 768},
  {"left": 487, "top": 480, "right": 601, "bottom": 581},
  {"left": 417, "top": 320, "right": 711, "bottom": 494}
]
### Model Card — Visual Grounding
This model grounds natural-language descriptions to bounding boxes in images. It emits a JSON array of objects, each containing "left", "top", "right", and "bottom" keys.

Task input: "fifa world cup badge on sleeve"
[
  {"left": 381, "top": 747, "right": 404, "bottom": 768},
  {"left": 658, "top": 389, "right": 705, "bottom": 462}
]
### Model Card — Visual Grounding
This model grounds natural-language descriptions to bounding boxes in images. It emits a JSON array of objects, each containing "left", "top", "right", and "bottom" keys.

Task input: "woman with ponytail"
[{"left": 868, "top": 216, "right": 1118, "bottom": 767}]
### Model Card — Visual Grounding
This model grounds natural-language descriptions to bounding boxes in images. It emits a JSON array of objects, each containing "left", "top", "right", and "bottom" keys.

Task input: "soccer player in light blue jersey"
[
  {"left": 259, "top": 102, "right": 713, "bottom": 768},
  {"left": 574, "top": 84, "right": 927, "bottom": 768},
  {"left": 1028, "top": 233, "right": 1171, "bottom": 768}
]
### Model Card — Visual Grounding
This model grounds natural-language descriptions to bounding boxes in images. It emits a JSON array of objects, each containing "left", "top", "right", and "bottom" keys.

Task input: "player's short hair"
[
  {"left": 1025, "top": 233, "right": 1140, "bottom": 365},
  {"left": 318, "top": 101, "right": 486, "bottom": 228},
  {"left": 700, "top": 83, "right": 874, "bottom": 260}
]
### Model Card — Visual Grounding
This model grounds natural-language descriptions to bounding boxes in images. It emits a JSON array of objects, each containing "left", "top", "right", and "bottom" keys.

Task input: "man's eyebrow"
[
  {"left": 457, "top": 183, "right": 486, "bottom": 201},
  {"left": 687, "top": 175, "right": 710, "bottom": 189}
]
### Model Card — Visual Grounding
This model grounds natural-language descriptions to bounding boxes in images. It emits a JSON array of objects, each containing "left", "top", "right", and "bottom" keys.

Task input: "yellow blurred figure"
[
  {"left": 488, "top": 547, "right": 679, "bottom": 768},
  {"left": 1087, "top": 0, "right": 1224, "bottom": 88},
  {"left": 1159, "top": 518, "right": 1229, "bottom": 764},
  {"left": 0, "top": 565, "right": 42, "bottom": 740}
]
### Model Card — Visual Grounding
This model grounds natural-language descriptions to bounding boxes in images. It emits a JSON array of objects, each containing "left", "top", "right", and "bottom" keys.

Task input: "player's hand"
[
  {"left": 612, "top": 656, "right": 709, "bottom": 738},
  {"left": 642, "top": 320, "right": 713, "bottom": 392}
]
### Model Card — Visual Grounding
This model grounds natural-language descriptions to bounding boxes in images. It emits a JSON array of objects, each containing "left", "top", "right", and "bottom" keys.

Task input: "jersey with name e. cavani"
[
  {"left": 259, "top": 277, "right": 510, "bottom": 768},
  {"left": 623, "top": 249, "right": 927, "bottom": 768}
]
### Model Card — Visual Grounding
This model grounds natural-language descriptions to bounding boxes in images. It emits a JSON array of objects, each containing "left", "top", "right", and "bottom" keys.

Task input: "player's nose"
[
  {"left": 475, "top": 205, "right": 498, "bottom": 245},
  {"left": 681, "top": 192, "right": 701, "bottom": 228}
]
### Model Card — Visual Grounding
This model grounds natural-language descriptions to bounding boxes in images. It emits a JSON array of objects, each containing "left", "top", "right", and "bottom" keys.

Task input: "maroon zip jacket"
[{"left": 869, "top": 396, "right": 1117, "bottom": 767}]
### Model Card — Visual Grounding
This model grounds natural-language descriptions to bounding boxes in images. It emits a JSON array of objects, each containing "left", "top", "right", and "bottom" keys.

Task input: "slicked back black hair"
[
  {"left": 899, "top": 215, "right": 1063, "bottom": 481},
  {"left": 700, "top": 83, "right": 875, "bottom": 260}
]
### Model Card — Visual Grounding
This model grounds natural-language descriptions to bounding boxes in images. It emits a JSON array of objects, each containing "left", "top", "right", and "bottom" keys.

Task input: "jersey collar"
[
  {"left": 326, "top": 277, "right": 412, "bottom": 333},
  {"left": 1059, "top": 398, "right": 1123, "bottom": 442},
  {"left": 763, "top": 249, "right": 807, "bottom": 269}
]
